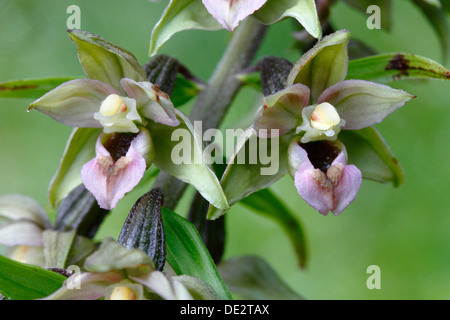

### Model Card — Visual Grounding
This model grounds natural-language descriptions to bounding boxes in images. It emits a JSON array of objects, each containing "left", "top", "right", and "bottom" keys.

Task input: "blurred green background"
[{"left": 0, "top": 0, "right": 449, "bottom": 299}]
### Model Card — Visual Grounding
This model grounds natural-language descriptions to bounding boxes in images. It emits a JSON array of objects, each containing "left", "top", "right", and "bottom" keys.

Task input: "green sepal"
[
  {"left": 339, "top": 126, "right": 404, "bottom": 187},
  {"left": 68, "top": 29, "right": 146, "bottom": 93}
]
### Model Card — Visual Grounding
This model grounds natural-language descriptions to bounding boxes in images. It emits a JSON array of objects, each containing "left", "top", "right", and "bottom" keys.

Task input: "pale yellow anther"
[
  {"left": 310, "top": 102, "right": 341, "bottom": 131},
  {"left": 109, "top": 286, "right": 137, "bottom": 300},
  {"left": 100, "top": 94, "right": 128, "bottom": 117}
]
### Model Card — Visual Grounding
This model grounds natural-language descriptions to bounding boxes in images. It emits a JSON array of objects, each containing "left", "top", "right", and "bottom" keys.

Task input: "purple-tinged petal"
[
  {"left": 41, "top": 272, "right": 122, "bottom": 300},
  {"left": 254, "top": 84, "right": 310, "bottom": 138},
  {"left": 330, "top": 164, "right": 362, "bottom": 216},
  {"left": 5, "top": 245, "right": 45, "bottom": 267},
  {"left": 288, "top": 140, "right": 362, "bottom": 215},
  {"left": 318, "top": 80, "right": 415, "bottom": 130},
  {"left": 289, "top": 142, "right": 333, "bottom": 215},
  {"left": 0, "top": 194, "right": 50, "bottom": 228},
  {"left": 28, "top": 79, "right": 119, "bottom": 128},
  {"left": 202, "top": 0, "right": 267, "bottom": 31},
  {"left": 81, "top": 129, "right": 153, "bottom": 210},
  {"left": 0, "top": 220, "right": 44, "bottom": 246},
  {"left": 121, "top": 78, "right": 180, "bottom": 127},
  {"left": 131, "top": 271, "right": 194, "bottom": 300}
]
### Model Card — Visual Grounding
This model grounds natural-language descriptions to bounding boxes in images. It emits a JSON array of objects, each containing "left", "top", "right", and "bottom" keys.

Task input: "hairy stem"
[{"left": 154, "top": 18, "right": 268, "bottom": 210}]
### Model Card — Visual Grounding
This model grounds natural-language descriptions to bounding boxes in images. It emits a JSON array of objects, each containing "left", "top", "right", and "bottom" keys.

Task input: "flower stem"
[{"left": 154, "top": 17, "right": 268, "bottom": 210}]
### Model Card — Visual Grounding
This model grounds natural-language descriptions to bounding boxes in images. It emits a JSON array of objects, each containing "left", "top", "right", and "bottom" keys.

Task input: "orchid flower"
[
  {"left": 42, "top": 238, "right": 218, "bottom": 300},
  {"left": 28, "top": 30, "right": 180, "bottom": 210},
  {"left": 202, "top": 0, "right": 268, "bottom": 31},
  {"left": 81, "top": 128, "right": 154, "bottom": 210},
  {"left": 0, "top": 194, "right": 50, "bottom": 267},
  {"left": 254, "top": 30, "right": 415, "bottom": 215}
]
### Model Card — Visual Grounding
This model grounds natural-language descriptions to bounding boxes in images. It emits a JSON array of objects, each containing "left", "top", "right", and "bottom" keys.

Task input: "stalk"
[{"left": 154, "top": 18, "right": 268, "bottom": 209}]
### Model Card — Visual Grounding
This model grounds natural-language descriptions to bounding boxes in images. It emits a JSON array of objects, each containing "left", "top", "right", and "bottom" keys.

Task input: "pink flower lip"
[
  {"left": 289, "top": 140, "right": 362, "bottom": 216},
  {"left": 81, "top": 130, "right": 152, "bottom": 210}
]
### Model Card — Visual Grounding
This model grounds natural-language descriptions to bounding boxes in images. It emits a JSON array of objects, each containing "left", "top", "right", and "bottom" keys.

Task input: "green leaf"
[
  {"left": 42, "top": 230, "right": 77, "bottom": 269},
  {"left": 255, "top": 0, "right": 321, "bottom": 39},
  {"left": 347, "top": 53, "right": 450, "bottom": 83},
  {"left": 162, "top": 207, "right": 232, "bottom": 300},
  {"left": 148, "top": 0, "right": 221, "bottom": 56},
  {"left": 0, "top": 77, "right": 75, "bottom": 99},
  {"left": 147, "top": 109, "right": 229, "bottom": 210},
  {"left": 0, "top": 254, "right": 66, "bottom": 300},
  {"left": 68, "top": 30, "right": 146, "bottom": 92},
  {"left": 339, "top": 126, "right": 404, "bottom": 187},
  {"left": 171, "top": 74, "right": 203, "bottom": 106},
  {"left": 287, "top": 30, "right": 350, "bottom": 103},
  {"left": 239, "top": 188, "right": 308, "bottom": 268},
  {"left": 207, "top": 129, "right": 292, "bottom": 220},
  {"left": 343, "top": 0, "right": 392, "bottom": 30},
  {"left": 411, "top": 0, "right": 450, "bottom": 63},
  {"left": 218, "top": 256, "right": 303, "bottom": 300},
  {"left": 49, "top": 127, "right": 101, "bottom": 208}
]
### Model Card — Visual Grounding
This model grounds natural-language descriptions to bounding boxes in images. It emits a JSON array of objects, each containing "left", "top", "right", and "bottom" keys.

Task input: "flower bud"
[
  {"left": 258, "top": 56, "right": 294, "bottom": 96},
  {"left": 109, "top": 286, "right": 138, "bottom": 300},
  {"left": 54, "top": 184, "right": 109, "bottom": 239},
  {"left": 144, "top": 54, "right": 180, "bottom": 97},
  {"left": 118, "top": 188, "right": 166, "bottom": 271}
]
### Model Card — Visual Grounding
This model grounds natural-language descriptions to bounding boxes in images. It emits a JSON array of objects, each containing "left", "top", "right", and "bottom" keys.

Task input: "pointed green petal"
[
  {"left": 318, "top": 79, "right": 415, "bottom": 130},
  {"left": 339, "top": 126, "right": 404, "bottom": 186},
  {"left": 28, "top": 79, "right": 116, "bottom": 128},
  {"left": 287, "top": 30, "right": 350, "bottom": 103},
  {"left": 68, "top": 30, "right": 146, "bottom": 92}
]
